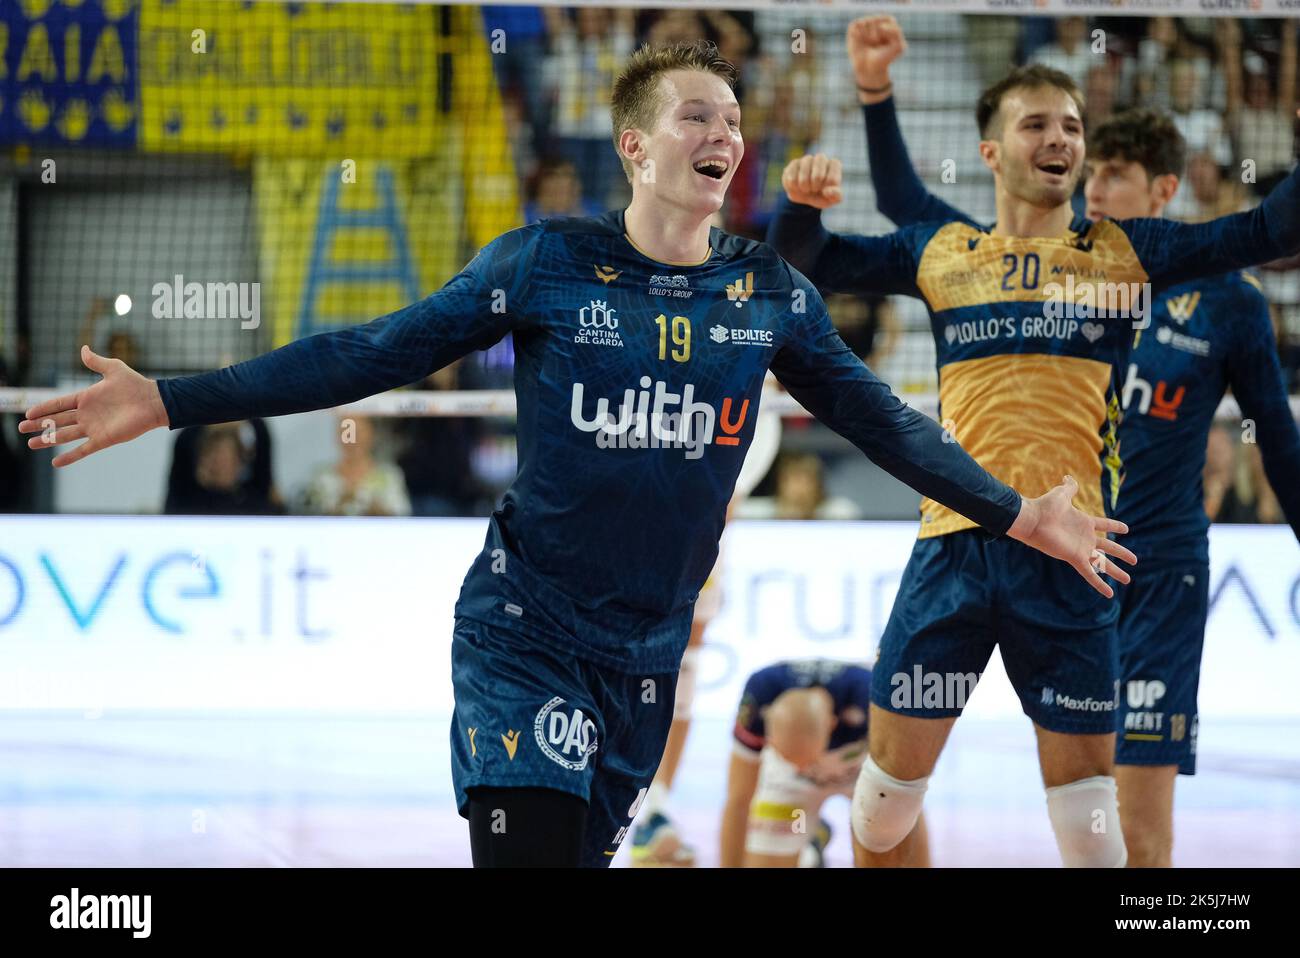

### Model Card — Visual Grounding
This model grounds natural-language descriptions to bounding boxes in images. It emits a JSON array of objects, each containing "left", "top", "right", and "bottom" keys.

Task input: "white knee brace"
[
  {"left": 850, "top": 754, "right": 930, "bottom": 854},
  {"left": 673, "top": 649, "right": 699, "bottom": 721},
  {"left": 1045, "top": 775, "right": 1128, "bottom": 868}
]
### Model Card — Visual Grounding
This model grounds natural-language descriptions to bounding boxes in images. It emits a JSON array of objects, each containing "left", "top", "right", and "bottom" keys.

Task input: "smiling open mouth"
[
  {"left": 1037, "top": 160, "right": 1069, "bottom": 175},
  {"left": 693, "top": 160, "right": 728, "bottom": 180}
]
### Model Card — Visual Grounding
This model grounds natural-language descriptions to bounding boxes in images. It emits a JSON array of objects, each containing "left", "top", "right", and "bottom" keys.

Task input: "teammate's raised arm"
[
  {"left": 768, "top": 268, "right": 1133, "bottom": 596},
  {"left": 20, "top": 226, "right": 542, "bottom": 467},
  {"left": 1121, "top": 136, "right": 1300, "bottom": 291},
  {"left": 849, "top": 16, "right": 973, "bottom": 229},
  {"left": 767, "top": 156, "right": 924, "bottom": 298},
  {"left": 1225, "top": 280, "right": 1300, "bottom": 542}
]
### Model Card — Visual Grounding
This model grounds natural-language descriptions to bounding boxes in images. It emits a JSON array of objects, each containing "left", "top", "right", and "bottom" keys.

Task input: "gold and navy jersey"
[
  {"left": 858, "top": 97, "right": 1300, "bottom": 558},
  {"left": 769, "top": 163, "right": 1300, "bottom": 539},
  {"left": 156, "top": 210, "right": 1024, "bottom": 671}
]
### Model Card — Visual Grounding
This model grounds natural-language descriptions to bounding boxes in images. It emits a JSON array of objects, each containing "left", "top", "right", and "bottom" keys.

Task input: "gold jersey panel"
[{"left": 912, "top": 220, "right": 1149, "bottom": 538}]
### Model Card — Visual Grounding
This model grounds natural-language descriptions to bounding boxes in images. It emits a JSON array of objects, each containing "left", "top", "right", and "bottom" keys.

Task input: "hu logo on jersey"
[
  {"left": 594, "top": 265, "right": 621, "bottom": 285},
  {"left": 1165, "top": 292, "right": 1201, "bottom": 323},
  {"left": 570, "top": 377, "right": 750, "bottom": 458},
  {"left": 534, "top": 697, "right": 598, "bottom": 771},
  {"left": 575, "top": 300, "right": 623, "bottom": 348},
  {"left": 1122, "top": 363, "right": 1185, "bottom": 421},
  {"left": 726, "top": 272, "right": 754, "bottom": 308}
]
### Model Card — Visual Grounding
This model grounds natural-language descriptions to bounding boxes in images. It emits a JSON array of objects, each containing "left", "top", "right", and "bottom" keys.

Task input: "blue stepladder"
[{"left": 296, "top": 166, "right": 421, "bottom": 339}]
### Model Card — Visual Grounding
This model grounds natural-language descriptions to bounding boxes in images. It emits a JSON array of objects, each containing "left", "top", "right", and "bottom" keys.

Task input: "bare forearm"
[{"left": 719, "top": 799, "right": 751, "bottom": 868}]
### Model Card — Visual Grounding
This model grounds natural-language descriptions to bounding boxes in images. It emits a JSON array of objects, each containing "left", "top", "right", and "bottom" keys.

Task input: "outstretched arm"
[
  {"left": 767, "top": 156, "right": 924, "bottom": 298},
  {"left": 848, "top": 15, "right": 975, "bottom": 228},
  {"left": 21, "top": 226, "right": 543, "bottom": 467},
  {"left": 1227, "top": 281, "right": 1300, "bottom": 543},
  {"left": 770, "top": 270, "right": 1133, "bottom": 595},
  {"left": 865, "top": 98, "right": 973, "bottom": 228},
  {"left": 1123, "top": 147, "right": 1300, "bottom": 291}
]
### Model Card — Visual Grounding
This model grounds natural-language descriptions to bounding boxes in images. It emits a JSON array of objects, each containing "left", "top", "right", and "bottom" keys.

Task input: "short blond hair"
[{"left": 610, "top": 40, "right": 738, "bottom": 182}]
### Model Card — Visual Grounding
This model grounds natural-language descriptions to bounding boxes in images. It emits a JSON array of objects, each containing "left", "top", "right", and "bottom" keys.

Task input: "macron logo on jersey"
[{"left": 570, "top": 376, "right": 749, "bottom": 459}]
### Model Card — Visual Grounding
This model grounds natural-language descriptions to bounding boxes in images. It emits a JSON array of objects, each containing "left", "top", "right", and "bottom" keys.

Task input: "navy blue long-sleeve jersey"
[
  {"left": 157, "top": 210, "right": 1022, "bottom": 671},
  {"left": 770, "top": 100, "right": 1300, "bottom": 539},
  {"left": 858, "top": 97, "right": 1300, "bottom": 561}
]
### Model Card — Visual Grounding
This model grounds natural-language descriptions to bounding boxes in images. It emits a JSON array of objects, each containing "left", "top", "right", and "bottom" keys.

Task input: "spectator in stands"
[
  {"left": 397, "top": 362, "right": 488, "bottom": 517},
  {"left": 1222, "top": 20, "right": 1297, "bottom": 196},
  {"left": 1126, "top": 16, "right": 1179, "bottom": 109},
  {"left": 543, "top": 6, "right": 635, "bottom": 209},
  {"left": 524, "top": 157, "right": 602, "bottom": 224},
  {"left": 76, "top": 296, "right": 145, "bottom": 373},
  {"left": 1084, "top": 59, "right": 1121, "bottom": 127},
  {"left": 639, "top": 10, "right": 757, "bottom": 101},
  {"left": 826, "top": 293, "right": 899, "bottom": 371},
  {"left": 165, "top": 420, "right": 282, "bottom": 515},
  {"left": 1207, "top": 426, "right": 1284, "bottom": 525},
  {"left": 298, "top": 415, "right": 410, "bottom": 517},
  {"left": 736, "top": 19, "right": 822, "bottom": 233},
  {"left": 1029, "top": 17, "right": 1095, "bottom": 92},
  {"left": 964, "top": 15, "right": 1020, "bottom": 91},
  {"left": 1177, "top": 151, "right": 1251, "bottom": 223},
  {"left": 481, "top": 5, "right": 551, "bottom": 161},
  {"left": 640, "top": 10, "right": 705, "bottom": 48},
  {"left": 1168, "top": 58, "right": 1233, "bottom": 169},
  {"left": 740, "top": 453, "right": 861, "bottom": 521}
]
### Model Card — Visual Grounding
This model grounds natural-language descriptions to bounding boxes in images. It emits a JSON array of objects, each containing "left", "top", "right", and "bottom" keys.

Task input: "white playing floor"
[{"left": 1, "top": 713, "right": 1296, "bottom": 867}]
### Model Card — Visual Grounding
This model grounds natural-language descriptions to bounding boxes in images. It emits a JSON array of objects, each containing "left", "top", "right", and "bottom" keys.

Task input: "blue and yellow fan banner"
[
  {"left": 2, "top": 0, "right": 139, "bottom": 148},
  {"left": 138, "top": 0, "right": 438, "bottom": 157}
]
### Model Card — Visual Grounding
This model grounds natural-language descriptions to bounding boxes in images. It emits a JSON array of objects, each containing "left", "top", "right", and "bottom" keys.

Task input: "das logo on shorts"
[{"left": 534, "top": 697, "right": 598, "bottom": 771}]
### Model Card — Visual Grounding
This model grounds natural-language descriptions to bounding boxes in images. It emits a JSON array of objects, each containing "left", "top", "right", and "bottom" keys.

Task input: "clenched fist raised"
[
  {"left": 781, "top": 154, "right": 843, "bottom": 210},
  {"left": 848, "top": 16, "right": 907, "bottom": 96}
]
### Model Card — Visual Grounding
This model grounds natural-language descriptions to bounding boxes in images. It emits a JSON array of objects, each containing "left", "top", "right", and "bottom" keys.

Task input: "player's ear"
[
  {"left": 978, "top": 139, "right": 1000, "bottom": 174},
  {"left": 618, "top": 128, "right": 646, "bottom": 173},
  {"left": 1151, "top": 172, "right": 1179, "bottom": 210}
]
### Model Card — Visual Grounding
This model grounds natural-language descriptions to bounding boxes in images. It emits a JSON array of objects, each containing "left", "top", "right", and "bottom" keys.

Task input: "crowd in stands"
[{"left": 3, "top": 12, "right": 1296, "bottom": 521}]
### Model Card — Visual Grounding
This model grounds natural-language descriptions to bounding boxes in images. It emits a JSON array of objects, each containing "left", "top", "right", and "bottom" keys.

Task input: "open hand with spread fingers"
[
  {"left": 17, "top": 345, "right": 170, "bottom": 468},
  {"left": 1006, "top": 475, "right": 1136, "bottom": 599}
]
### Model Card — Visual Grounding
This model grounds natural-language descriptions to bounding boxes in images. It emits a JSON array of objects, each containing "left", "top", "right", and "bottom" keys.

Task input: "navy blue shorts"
[
  {"left": 1114, "top": 561, "right": 1207, "bottom": 775},
  {"left": 871, "top": 531, "right": 1121, "bottom": 734},
  {"left": 450, "top": 617, "right": 679, "bottom": 867}
]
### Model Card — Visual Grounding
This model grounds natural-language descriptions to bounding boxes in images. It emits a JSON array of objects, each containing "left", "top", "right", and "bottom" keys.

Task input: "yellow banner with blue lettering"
[
  {"left": 245, "top": 3, "right": 521, "bottom": 345},
  {"left": 3, "top": 0, "right": 139, "bottom": 147},
  {"left": 6, "top": 0, "right": 521, "bottom": 346},
  {"left": 138, "top": 0, "right": 438, "bottom": 156}
]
